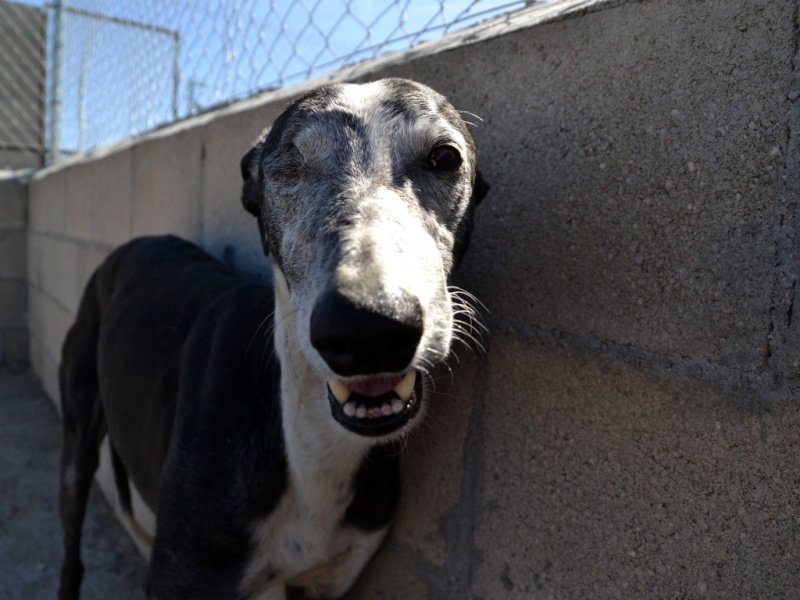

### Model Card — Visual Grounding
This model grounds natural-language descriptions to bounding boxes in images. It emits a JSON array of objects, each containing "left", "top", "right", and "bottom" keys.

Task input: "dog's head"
[{"left": 241, "top": 78, "right": 487, "bottom": 439}]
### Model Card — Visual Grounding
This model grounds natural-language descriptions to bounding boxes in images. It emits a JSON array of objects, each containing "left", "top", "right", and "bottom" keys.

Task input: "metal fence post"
[
  {"left": 50, "top": 0, "right": 65, "bottom": 163},
  {"left": 172, "top": 31, "right": 180, "bottom": 121}
]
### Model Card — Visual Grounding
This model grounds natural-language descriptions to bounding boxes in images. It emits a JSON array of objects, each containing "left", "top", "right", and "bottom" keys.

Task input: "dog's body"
[{"left": 58, "top": 78, "right": 486, "bottom": 599}]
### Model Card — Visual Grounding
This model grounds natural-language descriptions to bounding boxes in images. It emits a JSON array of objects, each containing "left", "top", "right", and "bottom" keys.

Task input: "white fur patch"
[{"left": 240, "top": 266, "right": 390, "bottom": 598}]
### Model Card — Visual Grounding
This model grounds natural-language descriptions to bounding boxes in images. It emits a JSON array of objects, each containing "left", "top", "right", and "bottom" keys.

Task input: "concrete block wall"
[
  {"left": 0, "top": 174, "right": 29, "bottom": 367},
  {"left": 23, "top": 0, "right": 800, "bottom": 597}
]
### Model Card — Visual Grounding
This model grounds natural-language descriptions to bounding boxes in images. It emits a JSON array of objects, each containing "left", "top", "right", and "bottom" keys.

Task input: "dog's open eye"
[{"left": 427, "top": 145, "right": 461, "bottom": 172}]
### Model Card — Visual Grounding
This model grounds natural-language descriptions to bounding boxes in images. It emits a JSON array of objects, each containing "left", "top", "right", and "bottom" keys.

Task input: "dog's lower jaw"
[{"left": 326, "top": 372, "right": 425, "bottom": 439}]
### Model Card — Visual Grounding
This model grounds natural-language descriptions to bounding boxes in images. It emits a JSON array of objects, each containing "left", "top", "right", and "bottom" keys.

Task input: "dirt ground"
[{"left": 0, "top": 368, "right": 146, "bottom": 600}]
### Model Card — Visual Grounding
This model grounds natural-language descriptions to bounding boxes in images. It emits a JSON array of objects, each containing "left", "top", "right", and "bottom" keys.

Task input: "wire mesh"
[
  {"left": 0, "top": 0, "right": 47, "bottom": 168},
  {"left": 3, "top": 0, "right": 537, "bottom": 165}
]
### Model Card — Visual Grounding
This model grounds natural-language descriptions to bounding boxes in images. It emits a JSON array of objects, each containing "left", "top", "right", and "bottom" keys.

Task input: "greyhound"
[{"left": 58, "top": 78, "right": 488, "bottom": 600}]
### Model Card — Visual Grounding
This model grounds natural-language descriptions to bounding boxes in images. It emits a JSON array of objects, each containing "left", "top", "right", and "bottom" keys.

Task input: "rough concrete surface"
[
  {"left": 348, "top": 344, "right": 800, "bottom": 599},
  {"left": 472, "top": 345, "right": 800, "bottom": 599},
  {"left": 379, "top": 0, "right": 796, "bottom": 372},
  {"left": 0, "top": 368, "right": 146, "bottom": 599}
]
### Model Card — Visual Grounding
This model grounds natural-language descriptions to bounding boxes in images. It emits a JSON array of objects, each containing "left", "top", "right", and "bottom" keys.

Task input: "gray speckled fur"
[{"left": 241, "top": 78, "right": 484, "bottom": 381}]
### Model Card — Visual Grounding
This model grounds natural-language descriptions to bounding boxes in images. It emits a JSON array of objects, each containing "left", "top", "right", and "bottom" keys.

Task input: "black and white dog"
[{"left": 58, "top": 78, "right": 487, "bottom": 600}]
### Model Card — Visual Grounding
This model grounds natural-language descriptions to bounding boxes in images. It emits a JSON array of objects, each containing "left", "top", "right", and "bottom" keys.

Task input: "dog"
[{"left": 57, "top": 78, "right": 488, "bottom": 600}]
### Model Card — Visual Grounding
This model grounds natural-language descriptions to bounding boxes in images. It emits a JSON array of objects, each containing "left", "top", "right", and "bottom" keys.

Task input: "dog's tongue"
[{"left": 347, "top": 375, "right": 403, "bottom": 398}]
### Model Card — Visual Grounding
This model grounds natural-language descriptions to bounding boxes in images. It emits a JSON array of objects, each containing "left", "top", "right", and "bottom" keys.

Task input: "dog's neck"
[{"left": 271, "top": 266, "right": 370, "bottom": 508}]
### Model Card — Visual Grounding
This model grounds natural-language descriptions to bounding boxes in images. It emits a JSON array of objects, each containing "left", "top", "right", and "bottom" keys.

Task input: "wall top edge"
[
  {"left": 0, "top": 169, "right": 36, "bottom": 183},
  {"left": 30, "top": 0, "right": 617, "bottom": 182}
]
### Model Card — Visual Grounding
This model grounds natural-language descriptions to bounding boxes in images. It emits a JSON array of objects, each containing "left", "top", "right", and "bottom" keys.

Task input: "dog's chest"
[
  {"left": 240, "top": 407, "right": 378, "bottom": 598},
  {"left": 241, "top": 479, "right": 367, "bottom": 597},
  {"left": 242, "top": 329, "right": 391, "bottom": 597}
]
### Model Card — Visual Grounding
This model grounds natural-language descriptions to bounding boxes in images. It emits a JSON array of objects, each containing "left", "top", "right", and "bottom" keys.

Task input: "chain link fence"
[
  {"left": 1, "top": 0, "right": 538, "bottom": 167},
  {"left": 0, "top": 1, "right": 47, "bottom": 169}
]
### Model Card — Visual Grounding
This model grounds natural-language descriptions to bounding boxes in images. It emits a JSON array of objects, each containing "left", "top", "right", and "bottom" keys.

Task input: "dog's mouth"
[{"left": 327, "top": 370, "right": 423, "bottom": 437}]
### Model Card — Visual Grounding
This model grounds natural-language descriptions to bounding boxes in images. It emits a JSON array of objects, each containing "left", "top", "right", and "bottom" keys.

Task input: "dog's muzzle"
[{"left": 310, "top": 288, "right": 425, "bottom": 436}]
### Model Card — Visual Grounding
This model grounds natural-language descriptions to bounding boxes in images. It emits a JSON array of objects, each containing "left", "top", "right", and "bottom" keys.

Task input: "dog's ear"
[
  {"left": 451, "top": 170, "right": 489, "bottom": 270},
  {"left": 240, "top": 141, "right": 264, "bottom": 218},
  {"left": 240, "top": 138, "right": 272, "bottom": 257},
  {"left": 472, "top": 170, "right": 489, "bottom": 205}
]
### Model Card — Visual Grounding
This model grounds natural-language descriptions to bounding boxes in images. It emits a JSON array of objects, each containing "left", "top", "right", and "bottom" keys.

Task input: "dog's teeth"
[
  {"left": 343, "top": 402, "right": 356, "bottom": 417},
  {"left": 355, "top": 405, "right": 367, "bottom": 419},
  {"left": 391, "top": 398, "right": 405, "bottom": 414},
  {"left": 381, "top": 402, "right": 393, "bottom": 416},
  {"left": 367, "top": 406, "right": 382, "bottom": 419},
  {"left": 393, "top": 371, "right": 416, "bottom": 401},
  {"left": 329, "top": 379, "right": 350, "bottom": 405}
]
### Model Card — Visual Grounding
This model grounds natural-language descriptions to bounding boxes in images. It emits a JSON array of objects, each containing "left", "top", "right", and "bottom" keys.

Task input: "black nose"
[{"left": 310, "top": 289, "right": 423, "bottom": 376}]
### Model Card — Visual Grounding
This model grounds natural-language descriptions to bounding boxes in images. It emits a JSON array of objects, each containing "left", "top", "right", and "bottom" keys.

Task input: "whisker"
[
  {"left": 246, "top": 311, "right": 275, "bottom": 358},
  {"left": 448, "top": 285, "right": 490, "bottom": 313},
  {"left": 261, "top": 308, "right": 298, "bottom": 371},
  {"left": 458, "top": 110, "right": 484, "bottom": 122},
  {"left": 448, "top": 284, "right": 489, "bottom": 358}
]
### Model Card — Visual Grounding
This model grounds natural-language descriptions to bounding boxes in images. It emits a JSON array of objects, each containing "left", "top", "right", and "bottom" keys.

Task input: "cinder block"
[
  {"left": 200, "top": 110, "right": 272, "bottom": 276},
  {"left": 26, "top": 231, "right": 42, "bottom": 288},
  {"left": 28, "top": 169, "right": 66, "bottom": 236},
  {"left": 65, "top": 163, "right": 93, "bottom": 240},
  {"left": 77, "top": 244, "right": 109, "bottom": 299},
  {"left": 471, "top": 343, "right": 800, "bottom": 599},
  {"left": 0, "top": 229, "right": 26, "bottom": 279},
  {"left": 0, "top": 280, "right": 25, "bottom": 328},
  {"left": 39, "top": 236, "right": 79, "bottom": 314},
  {"left": 0, "top": 176, "right": 27, "bottom": 228},
  {"left": 131, "top": 128, "right": 202, "bottom": 241},
  {"left": 89, "top": 150, "right": 132, "bottom": 246},
  {"left": 391, "top": 351, "right": 483, "bottom": 568},
  {"left": 58, "top": 150, "right": 133, "bottom": 245}
]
